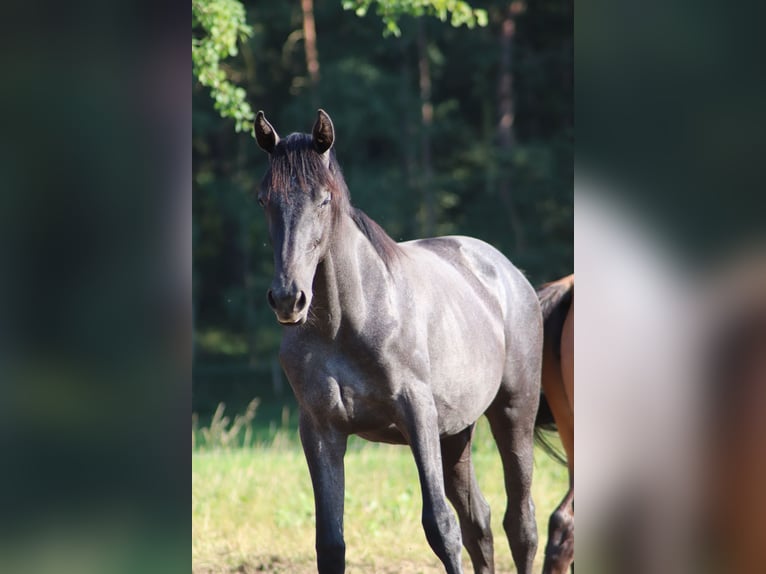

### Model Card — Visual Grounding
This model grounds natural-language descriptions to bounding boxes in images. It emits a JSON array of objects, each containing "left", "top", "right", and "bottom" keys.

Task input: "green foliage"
[
  {"left": 192, "top": 0, "right": 254, "bottom": 132},
  {"left": 342, "top": 0, "right": 488, "bottom": 36}
]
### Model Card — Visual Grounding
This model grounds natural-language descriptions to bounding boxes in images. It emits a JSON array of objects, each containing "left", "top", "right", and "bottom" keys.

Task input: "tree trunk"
[
  {"left": 417, "top": 19, "right": 435, "bottom": 237},
  {"left": 399, "top": 37, "right": 417, "bottom": 238},
  {"left": 497, "top": 1, "right": 526, "bottom": 251},
  {"left": 301, "top": 0, "right": 320, "bottom": 105}
]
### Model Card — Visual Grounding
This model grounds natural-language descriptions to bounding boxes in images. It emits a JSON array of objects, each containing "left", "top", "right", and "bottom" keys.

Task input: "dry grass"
[{"left": 192, "top": 417, "right": 568, "bottom": 573}]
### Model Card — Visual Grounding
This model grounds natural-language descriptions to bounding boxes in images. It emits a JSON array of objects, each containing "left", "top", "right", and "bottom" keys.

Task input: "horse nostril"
[
  {"left": 267, "top": 289, "right": 277, "bottom": 310},
  {"left": 295, "top": 291, "right": 307, "bottom": 312}
]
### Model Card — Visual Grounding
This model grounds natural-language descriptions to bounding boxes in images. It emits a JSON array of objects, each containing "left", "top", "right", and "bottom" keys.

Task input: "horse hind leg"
[
  {"left": 441, "top": 425, "right": 495, "bottom": 574},
  {"left": 543, "top": 486, "right": 574, "bottom": 574},
  {"left": 485, "top": 363, "right": 540, "bottom": 574},
  {"left": 543, "top": 302, "right": 575, "bottom": 573}
]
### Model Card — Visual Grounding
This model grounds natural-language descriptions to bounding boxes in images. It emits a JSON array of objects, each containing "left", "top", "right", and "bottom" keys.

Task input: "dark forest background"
[{"left": 192, "top": 0, "right": 572, "bottom": 416}]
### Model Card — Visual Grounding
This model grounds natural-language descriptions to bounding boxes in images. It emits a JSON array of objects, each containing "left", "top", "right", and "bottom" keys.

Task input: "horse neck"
[{"left": 310, "top": 212, "right": 390, "bottom": 336}]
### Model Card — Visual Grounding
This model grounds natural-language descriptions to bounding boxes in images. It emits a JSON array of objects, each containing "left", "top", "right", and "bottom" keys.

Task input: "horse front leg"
[
  {"left": 299, "top": 413, "right": 348, "bottom": 574},
  {"left": 398, "top": 391, "right": 464, "bottom": 574}
]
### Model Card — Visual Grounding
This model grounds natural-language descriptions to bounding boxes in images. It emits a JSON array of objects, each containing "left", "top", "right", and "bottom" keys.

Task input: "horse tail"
[
  {"left": 534, "top": 276, "right": 574, "bottom": 466},
  {"left": 534, "top": 397, "right": 567, "bottom": 466}
]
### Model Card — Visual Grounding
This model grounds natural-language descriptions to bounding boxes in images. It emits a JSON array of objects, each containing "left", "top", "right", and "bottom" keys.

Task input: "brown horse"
[
  {"left": 708, "top": 263, "right": 766, "bottom": 574},
  {"left": 536, "top": 274, "right": 574, "bottom": 573}
]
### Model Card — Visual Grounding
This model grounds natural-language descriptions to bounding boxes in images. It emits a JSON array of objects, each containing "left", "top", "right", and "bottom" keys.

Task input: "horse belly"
[
  {"left": 428, "top": 324, "right": 506, "bottom": 435},
  {"left": 403, "top": 237, "right": 513, "bottom": 434}
]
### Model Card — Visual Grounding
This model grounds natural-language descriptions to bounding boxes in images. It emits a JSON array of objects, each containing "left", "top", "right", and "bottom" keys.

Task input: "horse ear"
[
  {"left": 254, "top": 111, "right": 279, "bottom": 154},
  {"left": 312, "top": 109, "right": 335, "bottom": 155}
]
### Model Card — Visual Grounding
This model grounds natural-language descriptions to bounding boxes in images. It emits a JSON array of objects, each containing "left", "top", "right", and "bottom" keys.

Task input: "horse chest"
[{"left": 281, "top": 342, "right": 399, "bottom": 431}]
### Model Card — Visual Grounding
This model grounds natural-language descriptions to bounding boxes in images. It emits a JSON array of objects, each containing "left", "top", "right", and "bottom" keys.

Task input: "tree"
[
  {"left": 301, "top": 0, "right": 321, "bottom": 104},
  {"left": 342, "top": 0, "right": 487, "bottom": 36},
  {"left": 192, "top": 0, "right": 254, "bottom": 132},
  {"left": 496, "top": 1, "right": 526, "bottom": 251},
  {"left": 192, "top": 0, "right": 488, "bottom": 132}
]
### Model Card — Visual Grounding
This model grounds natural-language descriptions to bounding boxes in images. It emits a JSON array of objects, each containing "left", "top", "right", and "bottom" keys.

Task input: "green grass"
[{"left": 192, "top": 416, "right": 568, "bottom": 573}]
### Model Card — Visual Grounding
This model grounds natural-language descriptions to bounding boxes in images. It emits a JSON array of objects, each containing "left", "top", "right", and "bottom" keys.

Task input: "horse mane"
[
  {"left": 349, "top": 208, "right": 401, "bottom": 270},
  {"left": 262, "top": 132, "right": 402, "bottom": 269}
]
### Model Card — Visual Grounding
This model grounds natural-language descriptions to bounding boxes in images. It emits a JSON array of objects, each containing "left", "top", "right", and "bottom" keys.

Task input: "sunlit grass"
[{"left": 192, "top": 415, "right": 567, "bottom": 573}]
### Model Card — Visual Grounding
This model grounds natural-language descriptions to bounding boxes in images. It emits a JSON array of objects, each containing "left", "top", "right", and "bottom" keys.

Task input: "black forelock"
[{"left": 260, "top": 132, "right": 402, "bottom": 270}]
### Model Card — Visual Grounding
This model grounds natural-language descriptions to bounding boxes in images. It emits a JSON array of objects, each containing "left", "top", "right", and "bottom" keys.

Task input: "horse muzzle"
[{"left": 267, "top": 284, "right": 309, "bottom": 325}]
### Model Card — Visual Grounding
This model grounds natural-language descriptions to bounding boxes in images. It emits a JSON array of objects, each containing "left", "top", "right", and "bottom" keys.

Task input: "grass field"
[{"left": 192, "top": 412, "right": 567, "bottom": 574}]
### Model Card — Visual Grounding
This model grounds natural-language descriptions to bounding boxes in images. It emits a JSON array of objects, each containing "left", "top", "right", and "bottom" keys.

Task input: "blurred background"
[
  {"left": 192, "top": 0, "right": 573, "bottom": 421},
  {"left": 4, "top": 0, "right": 765, "bottom": 571}
]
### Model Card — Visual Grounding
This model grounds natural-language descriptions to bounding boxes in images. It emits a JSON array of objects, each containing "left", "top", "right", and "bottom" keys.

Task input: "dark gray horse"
[{"left": 254, "top": 109, "right": 542, "bottom": 574}]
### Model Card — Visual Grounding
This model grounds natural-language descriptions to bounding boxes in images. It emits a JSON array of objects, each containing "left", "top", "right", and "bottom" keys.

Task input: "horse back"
[
  {"left": 402, "top": 235, "right": 540, "bottom": 330},
  {"left": 401, "top": 235, "right": 541, "bottom": 376}
]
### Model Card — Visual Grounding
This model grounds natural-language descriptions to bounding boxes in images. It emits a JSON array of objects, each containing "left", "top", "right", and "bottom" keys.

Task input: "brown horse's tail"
[{"left": 534, "top": 277, "right": 573, "bottom": 465}]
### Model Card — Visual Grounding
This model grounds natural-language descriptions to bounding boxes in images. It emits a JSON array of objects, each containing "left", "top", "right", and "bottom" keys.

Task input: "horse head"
[{"left": 254, "top": 109, "right": 340, "bottom": 325}]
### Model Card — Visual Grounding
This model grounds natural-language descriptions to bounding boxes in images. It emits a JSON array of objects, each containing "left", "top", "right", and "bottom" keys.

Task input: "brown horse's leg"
[
  {"left": 539, "top": 389, "right": 574, "bottom": 574},
  {"left": 486, "top": 384, "right": 539, "bottom": 574},
  {"left": 542, "top": 303, "right": 575, "bottom": 574},
  {"left": 543, "top": 486, "right": 574, "bottom": 574},
  {"left": 441, "top": 425, "right": 495, "bottom": 574}
]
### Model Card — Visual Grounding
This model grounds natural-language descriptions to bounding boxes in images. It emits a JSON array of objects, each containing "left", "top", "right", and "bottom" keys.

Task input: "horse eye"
[
  {"left": 319, "top": 197, "right": 331, "bottom": 208},
  {"left": 257, "top": 196, "right": 266, "bottom": 207}
]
